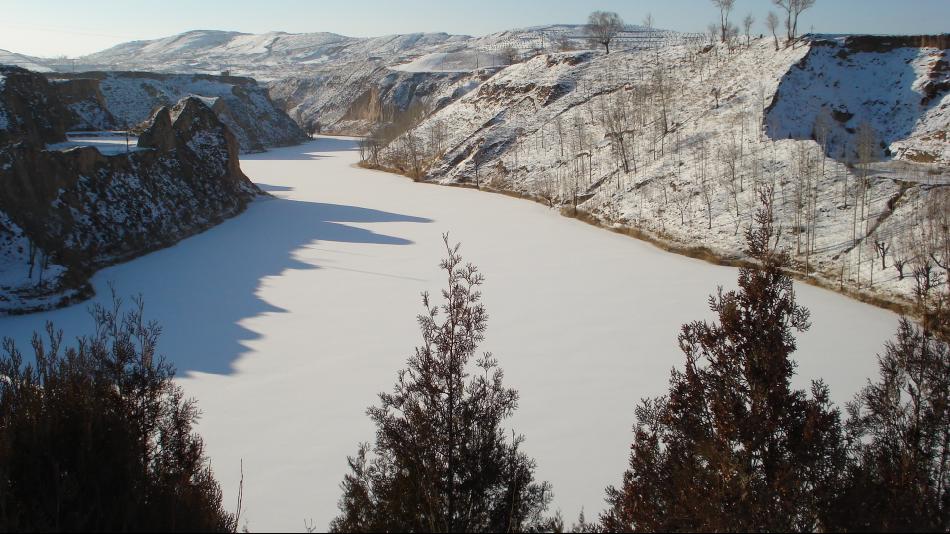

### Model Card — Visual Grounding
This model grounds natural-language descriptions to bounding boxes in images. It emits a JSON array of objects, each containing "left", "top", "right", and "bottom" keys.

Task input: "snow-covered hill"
[
  {"left": 375, "top": 35, "right": 949, "bottom": 307},
  {"left": 12, "top": 27, "right": 601, "bottom": 134},
  {"left": 75, "top": 29, "right": 473, "bottom": 79},
  {"left": 0, "top": 49, "right": 54, "bottom": 73}
]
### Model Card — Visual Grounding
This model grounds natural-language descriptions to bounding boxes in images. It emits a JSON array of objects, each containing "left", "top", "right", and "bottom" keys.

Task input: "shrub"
[{"left": 0, "top": 295, "right": 235, "bottom": 532}]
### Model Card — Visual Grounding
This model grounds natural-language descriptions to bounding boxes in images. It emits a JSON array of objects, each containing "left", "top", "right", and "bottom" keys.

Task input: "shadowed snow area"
[{"left": 0, "top": 137, "right": 899, "bottom": 531}]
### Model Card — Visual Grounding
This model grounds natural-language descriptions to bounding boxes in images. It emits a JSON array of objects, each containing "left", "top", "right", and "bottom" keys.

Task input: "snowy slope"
[
  {"left": 767, "top": 35, "right": 950, "bottom": 165},
  {"left": 8, "top": 25, "right": 662, "bottom": 135},
  {"left": 0, "top": 49, "right": 54, "bottom": 72},
  {"left": 379, "top": 35, "right": 949, "bottom": 306},
  {"left": 76, "top": 29, "right": 471, "bottom": 80}
]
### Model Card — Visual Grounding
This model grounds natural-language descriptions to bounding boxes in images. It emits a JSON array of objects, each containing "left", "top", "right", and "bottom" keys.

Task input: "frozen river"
[{"left": 0, "top": 138, "right": 899, "bottom": 531}]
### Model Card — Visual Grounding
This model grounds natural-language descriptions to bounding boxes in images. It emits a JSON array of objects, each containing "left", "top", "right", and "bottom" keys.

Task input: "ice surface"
[
  {"left": 47, "top": 133, "right": 141, "bottom": 155},
  {"left": 0, "top": 138, "right": 899, "bottom": 531}
]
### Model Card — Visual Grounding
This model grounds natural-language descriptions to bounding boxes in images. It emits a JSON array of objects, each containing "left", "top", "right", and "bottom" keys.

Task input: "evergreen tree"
[
  {"left": 836, "top": 275, "right": 949, "bottom": 531},
  {"left": 601, "top": 189, "right": 846, "bottom": 532},
  {"left": 0, "top": 295, "right": 235, "bottom": 532},
  {"left": 329, "top": 236, "right": 553, "bottom": 533}
]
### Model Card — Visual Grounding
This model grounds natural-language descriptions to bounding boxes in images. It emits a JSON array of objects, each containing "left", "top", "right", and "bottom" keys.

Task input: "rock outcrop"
[
  {"left": 0, "top": 66, "right": 73, "bottom": 145},
  {"left": 0, "top": 66, "right": 262, "bottom": 314},
  {"left": 47, "top": 71, "right": 308, "bottom": 152}
]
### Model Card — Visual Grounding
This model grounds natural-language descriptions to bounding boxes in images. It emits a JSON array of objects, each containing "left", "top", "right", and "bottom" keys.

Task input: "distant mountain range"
[{"left": 1, "top": 26, "right": 597, "bottom": 80}]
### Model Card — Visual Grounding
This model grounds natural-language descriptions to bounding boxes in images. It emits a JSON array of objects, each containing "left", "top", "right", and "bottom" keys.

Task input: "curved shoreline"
[{"left": 356, "top": 159, "right": 914, "bottom": 318}]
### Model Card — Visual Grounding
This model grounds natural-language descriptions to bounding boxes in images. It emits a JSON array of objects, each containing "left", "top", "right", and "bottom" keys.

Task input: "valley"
[
  {"left": 0, "top": 5, "right": 947, "bottom": 530},
  {"left": 0, "top": 137, "right": 901, "bottom": 530}
]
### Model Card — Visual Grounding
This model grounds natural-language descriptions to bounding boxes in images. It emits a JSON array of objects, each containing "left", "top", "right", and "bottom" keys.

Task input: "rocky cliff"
[
  {"left": 269, "top": 67, "right": 484, "bottom": 135},
  {"left": 0, "top": 66, "right": 261, "bottom": 314},
  {"left": 0, "top": 66, "right": 73, "bottom": 145},
  {"left": 46, "top": 71, "right": 308, "bottom": 153}
]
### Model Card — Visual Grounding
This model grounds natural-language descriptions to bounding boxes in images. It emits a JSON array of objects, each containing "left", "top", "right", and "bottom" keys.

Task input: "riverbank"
[{"left": 358, "top": 159, "right": 915, "bottom": 318}]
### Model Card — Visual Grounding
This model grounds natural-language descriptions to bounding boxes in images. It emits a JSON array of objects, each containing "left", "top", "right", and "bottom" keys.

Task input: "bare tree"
[
  {"left": 707, "top": 23, "right": 721, "bottom": 44},
  {"left": 924, "top": 189, "right": 950, "bottom": 285},
  {"left": 651, "top": 66, "right": 674, "bottom": 135},
  {"left": 600, "top": 91, "right": 631, "bottom": 174},
  {"left": 766, "top": 11, "right": 781, "bottom": 50},
  {"left": 642, "top": 13, "right": 654, "bottom": 29},
  {"left": 672, "top": 183, "right": 694, "bottom": 225},
  {"left": 359, "top": 131, "right": 383, "bottom": 166},
  {"left": 554, "top": 33, "right": 575, "bottom": 52},
  {"left": 586, "top": 11, "right": 625, "bottom": 54},
  {"left": 875, "top": 240, "right": 890, "bottom": 270},
  {"left": 742, "top": 14, "right": 755, "bottom": 46},
  {"left": 711, "top": 0, "right": 736, "bottom": 43},
  {"left": 696, "top": 138, "right": 715, "bottom": 229},
  {"left": 428, "top": 119, "right": 448, "bottom": 158},
  {"left": 773, "top": 0, "right": 816, "bottom": 44}
]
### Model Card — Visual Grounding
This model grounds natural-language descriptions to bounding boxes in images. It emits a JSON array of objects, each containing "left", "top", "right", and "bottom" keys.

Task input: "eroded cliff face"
[
  {"left": 0, "top": 66, "right": 261, "bottom": 314},
  {"left": 47, "top": 71, "right": 308, "bottom": 153},
  {"left": 0, "top": 66, "right": 73, "bottom": 146},
  {"left": 269, "top": 67, "right": 483, "bottom": 135},
  {"left": 765, "top": 34, "right": 950, "bottom": 164}
]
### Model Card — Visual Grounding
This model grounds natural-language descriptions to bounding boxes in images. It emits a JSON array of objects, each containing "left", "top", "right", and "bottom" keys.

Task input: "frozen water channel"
[{"left": 0, "top": 137, "right": 899, "bottom": 531}]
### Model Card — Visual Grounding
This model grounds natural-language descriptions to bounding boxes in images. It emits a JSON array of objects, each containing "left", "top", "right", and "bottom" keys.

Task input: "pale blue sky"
[{"left": 1, "top": 0, "right": 947, "bottom": 57}]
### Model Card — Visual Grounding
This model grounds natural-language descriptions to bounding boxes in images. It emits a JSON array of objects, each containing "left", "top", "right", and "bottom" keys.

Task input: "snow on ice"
[{"left": 0, "top": 138, "right": 900, "bottom": 532}]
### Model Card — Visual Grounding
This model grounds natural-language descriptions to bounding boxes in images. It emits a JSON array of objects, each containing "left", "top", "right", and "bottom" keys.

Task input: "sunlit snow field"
[{"left": 0, "top": 137, "right": 898, "bottom": 531}]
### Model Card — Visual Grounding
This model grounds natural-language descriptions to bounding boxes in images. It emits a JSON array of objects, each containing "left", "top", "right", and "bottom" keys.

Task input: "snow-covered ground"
[
  {"left": 0, "top": 138, "right": 899, "bottom": 531},
  {"left": 390, "top": 51, "right": 506, "bottom": 72}
]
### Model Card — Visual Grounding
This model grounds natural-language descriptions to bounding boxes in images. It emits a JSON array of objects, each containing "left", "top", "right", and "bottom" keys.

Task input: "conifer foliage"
[
  {"left": 837, "top": 280, "right": 949, "bottom": 531},
  {"left": 0, "top": 295, "right": 235, "bottom": 532},
  {"left": 329, "top": 235, "right": 553, "bottom": 533},
  {"left": 602, "top": 190, "right": 847, "bottom": 532}
]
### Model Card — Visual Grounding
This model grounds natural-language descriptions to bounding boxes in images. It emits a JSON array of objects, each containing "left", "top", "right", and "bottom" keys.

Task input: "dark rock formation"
[
  {"left": 0, "top": 66, "right": 73, "bottom": 145},
  {"left": 0, "top": 68, "right": 262, "bottom": 314},
  {"left": 46, "top": 71, "right": 308, "bottom": 152},
  {"left": 48, "top": 77, "right": 117, "bottom": 130}
]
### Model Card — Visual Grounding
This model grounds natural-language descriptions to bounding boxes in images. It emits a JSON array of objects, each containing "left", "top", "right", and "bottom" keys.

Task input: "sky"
[{"left": 1, "top": 0, "right": 948, "bottom": 58}]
